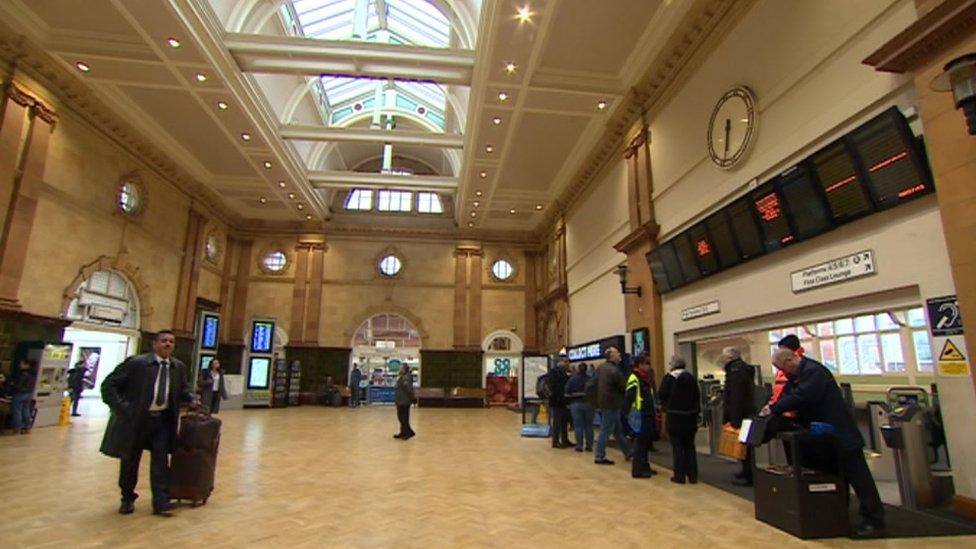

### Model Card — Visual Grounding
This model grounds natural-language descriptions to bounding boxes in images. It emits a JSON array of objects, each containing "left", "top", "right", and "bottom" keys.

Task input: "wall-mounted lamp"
[
  {"left": 931, "top": 53, "right": 976, "bottom": 135},
  {"left": 614, "top": 264, "right": 642, "bottom": 298}
]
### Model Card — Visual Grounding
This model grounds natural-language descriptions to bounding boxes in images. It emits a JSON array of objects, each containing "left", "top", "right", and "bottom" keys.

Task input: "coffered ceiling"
[{"left": 0, "top": 0, "right": 731, "bottom": 237}]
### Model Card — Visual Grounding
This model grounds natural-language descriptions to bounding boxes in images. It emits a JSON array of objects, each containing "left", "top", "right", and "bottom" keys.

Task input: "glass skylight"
[
  {"left": 417, "top": 192, "right": 442, "bottom": 213},
  {"left": 345, "top": 189, "right": 373, "bottom": 210},
  {"left": 289, "top": 0, "right": 450, "bottom": 47},
  {"left": 377, "top": 190, "right": 412, "bottom": 212}
]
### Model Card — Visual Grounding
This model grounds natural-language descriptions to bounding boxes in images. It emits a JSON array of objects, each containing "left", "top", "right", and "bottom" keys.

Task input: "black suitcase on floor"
[{"left": 170, "top": 412, "right": 221, "bottom": 506}]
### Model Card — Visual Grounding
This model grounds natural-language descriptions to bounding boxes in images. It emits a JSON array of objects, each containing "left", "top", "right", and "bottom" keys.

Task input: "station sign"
[{"left": 790, "top": 250, "right": 876, "bottom": 293}]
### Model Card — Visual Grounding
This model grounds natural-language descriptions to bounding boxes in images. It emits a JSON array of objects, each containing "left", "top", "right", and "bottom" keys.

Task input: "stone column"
[
  {"left": 304, "top": 243, "right": 325, "bottom": 344},
  {"left": 228, "top": 239, "right": 254, "bottom": 344},
  {"left": 172, "top": 209, "right": 205, "bottom": 335},
  {"left": 289, "top": 243, "right": 311, "bottom": 344},
  {"left": 523, "top": 250, "right": 539, "bottom": 352},
  {"left": 453, "top": 248, "right": 468, "bottom": 349},
  {"left": 468, "top": 249, "right": 483, "bottom": 348}
]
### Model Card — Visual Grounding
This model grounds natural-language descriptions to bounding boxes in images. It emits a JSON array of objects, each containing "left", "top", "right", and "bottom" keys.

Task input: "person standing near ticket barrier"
[{"left": 722, "top": 347, "right": 756, "bottom": 487}]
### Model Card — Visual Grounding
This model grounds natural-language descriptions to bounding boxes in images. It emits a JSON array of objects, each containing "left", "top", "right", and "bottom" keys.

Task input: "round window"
[
  {"left": 379, "top": 255, "right": 402, "bottom": 277},
  {"left": 204, "top": 233, "right": 219, "bottom": 261},
  {"left": 118, "top": 180, "right": 141, "bottom": 214},
  {"left": 492, "top": 259, "right": 513, "bottom": 281},
  {"left": 262, "top": 250, "right": 287, "bottom": 273}
]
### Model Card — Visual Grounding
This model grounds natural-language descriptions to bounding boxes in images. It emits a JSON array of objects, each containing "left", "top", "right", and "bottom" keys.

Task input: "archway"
[
  {"left": 349, "top": 313, "right": 422, "bottom": 404},
  {"left": 481, "top": 330, "right": 523, "bottom": 406},
  {"left": 62, "top": 267, "right": 143, "bottom": 417}
]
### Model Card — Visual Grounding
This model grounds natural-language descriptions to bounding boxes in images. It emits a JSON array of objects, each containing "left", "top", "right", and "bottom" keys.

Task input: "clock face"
[{"left": 707, "top": 87, "right": 757, "bottom": 169}]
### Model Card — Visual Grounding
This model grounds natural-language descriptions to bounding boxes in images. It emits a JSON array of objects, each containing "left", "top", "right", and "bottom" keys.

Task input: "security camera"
[{"left": 932, "top": 53, "right": 976, "bottom": 135}]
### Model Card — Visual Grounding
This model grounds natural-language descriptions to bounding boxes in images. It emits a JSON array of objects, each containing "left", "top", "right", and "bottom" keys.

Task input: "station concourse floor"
[{"left": 1, "top": 405, "right": 973, "bottom": 549}]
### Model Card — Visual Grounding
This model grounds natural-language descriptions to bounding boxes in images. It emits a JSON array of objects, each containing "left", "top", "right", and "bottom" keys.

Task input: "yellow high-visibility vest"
[{"left": 626, "top": 373, "right": 641, "bottom": 412}]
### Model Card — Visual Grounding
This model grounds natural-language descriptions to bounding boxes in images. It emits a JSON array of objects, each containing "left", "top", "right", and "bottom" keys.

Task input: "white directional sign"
[{"left": 791, "top": 250, "right": 876, "bottom": 293}]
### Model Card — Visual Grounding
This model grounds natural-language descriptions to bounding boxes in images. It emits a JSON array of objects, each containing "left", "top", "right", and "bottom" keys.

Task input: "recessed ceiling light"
[
  {"left": 516, "top": 6, "right": 532, "bottom": 23},
  {"left": 470, "top": 211, "right": 477, "bottom": 217},
  {"left": 740, "top": 118, "right": 749, "bottom": 123},
  {"left": 468, "top": 221, "right": 474, "bottom": 227},
  {"left": 509, "top": 209, "right": 517, "bottom": 215},
  {"left": 505, "top": 62, "right": 517, "bottom": 74},
  {"left": 498, "top": 92, "right": 509, "bottom": 101},
  {"left": 473, "top": 201, "right": 480, "bottom": 207},
  {"left": 241, "top": 132, "right": 251, "bottom": 141},
  {"left": 75, "top": 61, "right": 91, "bottom": 73},
  {"left": 167, "top": 38, "right": 181, "bottom": 48},
  {"left": 259, "top": 197, "right": 267, "bottom": 204},
  {"left": 479, "top": 171, "right": 487, "bottom": 178},
  {"left": 306, "top": 214, "right": 313, "bottom": 220},
  {"left": 297, "top": 203, "right": 304, "bottom": 210},
  {"left": 535, "top": 204, "right": 543, "bottom": 210},
  {"left": 492, "top": 117, "right": 502, "bottom": 125},
  {"left": 263, "top": 161, "right": 272, "bottom": 169},
  {"left": 475, "top": 190, "right": 483, "bottom": 197},
  {"left": 485, "top": 145, "right": 494, "bottom": 153},
  {"left": 277, "top": 181, "right": 286, "bottom": 188},
  {"left": 287, "top": 192, "right": 296, "bottom": 199},
  {"left": 216, "top": 101, "right": 228, "bottom": 110},
  {"left": 597, "top": 100, "right": 608, "bottom": 110},
  {"left": 195, "top": 72, "right": 207, "bottom": 83}
]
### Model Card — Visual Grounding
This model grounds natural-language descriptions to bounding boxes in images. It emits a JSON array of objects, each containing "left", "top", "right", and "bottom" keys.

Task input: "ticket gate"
[{"left": 703, "top": 383, "right": 724, "bottom": 456}]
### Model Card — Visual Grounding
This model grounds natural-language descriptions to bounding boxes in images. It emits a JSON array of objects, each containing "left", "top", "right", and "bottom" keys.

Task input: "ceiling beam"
[
  {"left": 226, "top": 33, "right": 475, "bottom": 85},
  {"left": 281, "top": 125, "right": 464, "bottom": 148},
  {"left": 309, "top": 170, "right": 458, "bottom": 190}
]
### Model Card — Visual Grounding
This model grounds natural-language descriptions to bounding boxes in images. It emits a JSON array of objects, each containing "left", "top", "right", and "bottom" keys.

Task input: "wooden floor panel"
[{"left": 1, "top": 407, "right": 973, "bottom": 548}]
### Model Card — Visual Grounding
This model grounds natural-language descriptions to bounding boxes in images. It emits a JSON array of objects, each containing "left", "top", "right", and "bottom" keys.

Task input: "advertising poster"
[{"left": 79, "top": 347, "right": 101, "bottom": 390}]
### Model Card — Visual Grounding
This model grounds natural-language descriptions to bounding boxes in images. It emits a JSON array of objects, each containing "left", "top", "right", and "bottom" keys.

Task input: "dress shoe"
[
  {"left": 393, "top": 434, "right": 402, "bottom": 439},
  {"left": 731, "top": 478, "right": 753, "bottom": 487},
  {"left": 632, "top": 472, "right": 653, "bottom": 478},
  {"left": 670, "top": 477, "right": 686, "bottom": 484},
  {"left": 853, "top": 522, "right": 884, "bottom": 539},
  {"left": 153, "top": 502, "right": 175, "bottom": 517},
  {"left": 584, "top": 447, "right": 593, "bottom": 452},
  {"left": 118, "top": 501, "right": 135, "bottom": 515},
  {"left": 575, "top": 447, "right": 583, "bottom": 452},
  {"left": 594, "top": 458, "right": 615, "bottom": 465},
  {"left": 402, "top": 433, "right": 415, "bottom": 440},
  {"left": 71, "top": 413, "right": 81, "bottom": 417}
]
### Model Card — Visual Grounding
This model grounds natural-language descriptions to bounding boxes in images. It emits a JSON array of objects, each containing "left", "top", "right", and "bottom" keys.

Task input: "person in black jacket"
[
  {"left": 548, "top": 356, "right": 571, "bottom": 448},
  {"left": 722, "top": 347, "right": 756, "bottom": 486},
  {"left": 625, "top": 355, "right": 658, "bottom": 478},
  {"left": 765, "top": 348, "right": 885, "bottom": 538},
  {"left": 565, "top": 363, "right": 594, "bottom": 452},
  {"left": 10, "top": 359, "right": 37, "bottom": 434},
  {"left": 659, "top": 356, "right": 700, "bottom": 484},
  {"left": 67, "top": 360, "right": 87, "bottom": 417}
]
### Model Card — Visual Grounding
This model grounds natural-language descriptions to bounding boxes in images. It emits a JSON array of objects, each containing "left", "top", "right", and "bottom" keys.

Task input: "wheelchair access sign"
[{"left": 926, "top": 295, "right": 963, "bottom": 336}]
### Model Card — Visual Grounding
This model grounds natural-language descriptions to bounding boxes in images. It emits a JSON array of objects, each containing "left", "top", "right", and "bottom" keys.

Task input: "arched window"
[
  {"left": 262, "top": 250, "right": 288, "bottom": 273},
  {"left": 65, "top": 270, "right": 140, "bottom": 328}
]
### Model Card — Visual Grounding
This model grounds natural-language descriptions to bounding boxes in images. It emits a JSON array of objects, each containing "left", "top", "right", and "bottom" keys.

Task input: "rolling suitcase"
[{"left": 170, "top": 412, "right": 221, "bottom": 506}]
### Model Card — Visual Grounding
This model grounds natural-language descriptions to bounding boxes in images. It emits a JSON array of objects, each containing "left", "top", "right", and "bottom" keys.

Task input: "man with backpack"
[{"left": 721, "top": 347, "right": 757, "bottom": 486}]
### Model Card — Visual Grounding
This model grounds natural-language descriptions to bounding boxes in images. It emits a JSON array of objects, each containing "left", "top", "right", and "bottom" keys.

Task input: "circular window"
[
  {"left": 492, "top": 259, "right": 514, "bottom": 281},
  {"left": 379, "top": 255, "right": 402, "bottom": 277},
  {"left": 262, "top": 250, "right": 288, "bottom": 273},
  {"left": 204, "top": 233, "right": 219, "bottom": 262},
  {"left": 118, "top": 179, "right": 141, "bottom": 215}
]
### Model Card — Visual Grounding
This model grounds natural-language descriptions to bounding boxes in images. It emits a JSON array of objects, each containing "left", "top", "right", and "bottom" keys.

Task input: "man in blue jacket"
[{"left": 764, "top": 348, "right": 884, "bottom": 538}]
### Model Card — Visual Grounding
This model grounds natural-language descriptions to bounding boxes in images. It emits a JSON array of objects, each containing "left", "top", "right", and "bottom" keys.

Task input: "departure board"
[
  {"left": 810, "top": 140, "right": 874, "bottom": 221},
  {"left": 777, "top": 164, "right": 833, "bottom": 241},
  {"left": 851, "top": 107, "right": 932, "bottom": 210},
  {"left": 672, "top": 233, "right": 703, "bottom": 283},
  {"left": 688, "top": 222, "right": 719, "bottom": 276},
  {"left": 750, "top": 183, "right": 794, "bottom": 251},
  {"left": 658, "top": 241, "right": 685, "bottom": 290},
  {"left": 705, "top": 211, "right": 741, "bottom": 270},
  {"left": 727, "top": 198, "right": 765, "bottom": 259},
  {"left": 645, "top": 248, "right": 673, "bottom": 294}
]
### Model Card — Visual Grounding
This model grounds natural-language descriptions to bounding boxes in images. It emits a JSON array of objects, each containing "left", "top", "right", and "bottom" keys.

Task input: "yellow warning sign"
[
  {"left": 939, "top": 340, "right": 966, "bottom": 362},
  {"left": 940, "top": 361, "right": 970, "bottom": 376}
]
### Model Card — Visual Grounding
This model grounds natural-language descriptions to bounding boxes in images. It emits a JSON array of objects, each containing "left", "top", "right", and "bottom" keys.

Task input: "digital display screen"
[
  {"left": 247, "top": 357, "right": 271, "bottom": 389},
  {"left": 200, "top": 315, "right": 219, "bottom": 350},
  {"left": 687, "top": 223, "right": 719, "bottom": 276},
  {"left": 726, "top": 198, "right": 765, "bottom": 260},
  {"left": 645, "top": 248, "right": 673, "bottom": 294},
  {"left": 810, "top": 140, "right": 874, "bottom": 221},
  {"left": 777, "top": 164, "right": 833, "bottom": 241},
  {"left": 672, "top": 233, "right": 702, "bottom": 283},
  {"left": 851, "top": 107, "right": 931, "bottom": 210},
  {"left": 250, "top": 321, "right": 274, "bottom": 354},
  {"left": 705, "top": 211, "right": 741, "bottom": 270},
  {"left": 750, "top": 183, "right": 794, "bottom": 251},
  {"left": 199, "top": 354, "right": 215, "bottom": 371},
  {"left": 658, "top": 241, "right": 685, "bottom": 290}
]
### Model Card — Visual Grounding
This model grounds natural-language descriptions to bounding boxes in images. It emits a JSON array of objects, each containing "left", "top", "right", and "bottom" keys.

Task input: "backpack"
[
  {"left": 536, "top": 374, "right": 552, "bottom": 400},
  {"left": 584, "top": 377, "right": 598, "bottom": 406}
]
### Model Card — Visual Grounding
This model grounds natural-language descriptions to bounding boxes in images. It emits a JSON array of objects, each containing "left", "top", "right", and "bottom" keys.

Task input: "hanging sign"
[{"left": 790, "top": 250, "right": 875, "bottom": 293}]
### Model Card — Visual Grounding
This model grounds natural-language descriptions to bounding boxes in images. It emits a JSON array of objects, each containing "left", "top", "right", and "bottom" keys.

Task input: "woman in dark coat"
[
  {"left": 198, "top": 359, "right": 228, "bottom": 414},
  {"left": 393, "top": 364, "right": 417, "bottom": 440},
  {"left": 659, "top": 356, "right": 700, "bottom": 484}
]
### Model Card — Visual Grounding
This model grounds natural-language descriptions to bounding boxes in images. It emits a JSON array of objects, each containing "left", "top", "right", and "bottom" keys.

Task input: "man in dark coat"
[
  {"left": 548, "top": 356, "right": 571, "bottom": 448},
  {"left": 765, "top": 348, "right": 885, "bottom": 538},
  {"left": 67, "top": 360, "right": 87, "bottom": 417},
  {"left": 100, "top": 330, "right": 198, "bottom": 516},
  {"left": 594, "top": 347, "right": 631, "bottom": 464},
  {"left": 722, "top": 347, "right": 756, "bottom": 486}
]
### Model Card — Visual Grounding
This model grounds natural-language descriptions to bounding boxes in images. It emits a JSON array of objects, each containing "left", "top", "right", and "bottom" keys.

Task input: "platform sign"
[
  {"left": 927, "top": 295, "right": 963, "bottom": 336},
  {"left": 790, "top": 250, "right": 876, "bottom": 293}
]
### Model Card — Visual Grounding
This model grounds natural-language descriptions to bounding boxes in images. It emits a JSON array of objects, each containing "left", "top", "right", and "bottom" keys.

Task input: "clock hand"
[{"left": 723, "top": 118, "right": 731, "bottom": 160}]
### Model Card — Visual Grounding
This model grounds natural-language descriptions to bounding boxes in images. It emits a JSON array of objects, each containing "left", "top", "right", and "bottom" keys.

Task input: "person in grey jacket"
[
  {"left": 593, "top": 347, "right": 631, "bottom": 465},
  {"left": 393, "top": 364, "right": 417, "bottom": 440}
]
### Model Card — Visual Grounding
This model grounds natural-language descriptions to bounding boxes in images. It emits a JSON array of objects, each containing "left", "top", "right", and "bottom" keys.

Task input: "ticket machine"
[{"left": 25, "top": 343, "right": 73, "bottom": 427}]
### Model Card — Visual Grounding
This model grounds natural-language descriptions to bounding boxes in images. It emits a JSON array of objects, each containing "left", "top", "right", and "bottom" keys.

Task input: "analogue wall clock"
[{"left": 707, "top": 86, "right": 757, "bottom": 169}]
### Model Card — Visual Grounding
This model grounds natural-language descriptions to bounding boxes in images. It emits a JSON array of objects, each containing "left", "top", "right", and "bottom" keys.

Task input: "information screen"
[
  {"left": 750, "top": 183, "right": 794, "bottom": 251},
  {"left": 247, "top": 357, "right": 271, "bottom": 389},
  {"left": 250, "top": 321, "right": 275, "bottom": 353},
  {"left": 672, "top": 233, "right": 702, "bottom": 283},
  {"left": 199, "top": 354, "right": 215, "bottom": 371},
  {"left": 687, "top": 222, "right": 719, "bottom": 276},
  {"left": 645, "top": 248, "right": 673, "bottom": 294},
  {"left": 851, "top": 107, "right": 931, "bottom": 210},
  {"left": 704, "top": 211, "right": 740, "bottom": 270},
  {"left": 658, "top": 241, "right": 685, "bottom": 290},
  {"left": 727, "top": 198, "right": 765, "bottom": 259},
  {"left": 777, "top": 164, "right": 833, "bottom": 241},
  {"left": 201, "top": 314, "right": 219, "bottom": 350},
  {"left": 810, "top": 140, "right": 874, "bottom": 221}
]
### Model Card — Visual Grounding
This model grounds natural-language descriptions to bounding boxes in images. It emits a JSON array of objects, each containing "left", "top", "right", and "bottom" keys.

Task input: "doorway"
[{"left": 350, "top": 313, "right": 422, "bottom": 404}]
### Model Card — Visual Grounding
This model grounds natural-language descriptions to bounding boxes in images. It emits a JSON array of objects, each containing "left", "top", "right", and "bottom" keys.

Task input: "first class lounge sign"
[{"left": 791, "top": 250, "right": 876, "bottom": 293}]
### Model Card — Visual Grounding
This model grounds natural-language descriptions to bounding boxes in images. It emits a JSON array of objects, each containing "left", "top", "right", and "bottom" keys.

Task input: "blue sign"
[
  {"left": 250, "top": 321, "right": 274, "bottom": 353},
  {"left": 491, "top": 357, "right": 512, "bottom": 376},
  {"left": 247, "top": 357, "right": 271, "bottom": 389},
  {"left": 566, "top": 335, "right": 625, "bottom": 362},
  {"left": 201, "top": 315, "right": 219, "bottom": 350}
]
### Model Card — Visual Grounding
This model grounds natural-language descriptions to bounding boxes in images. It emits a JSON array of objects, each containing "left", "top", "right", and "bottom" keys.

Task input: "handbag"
[
  {"left": 627, "top": 409, "right": 642, "bottom": 433},
  {"left": 719, "top": 423, "right": 748, "bottom": 460}
]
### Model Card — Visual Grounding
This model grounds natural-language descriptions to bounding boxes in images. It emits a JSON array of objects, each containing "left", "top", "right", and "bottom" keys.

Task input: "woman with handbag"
[
  {"left": 659, "top": 356, "right": 700, "bottom": 484},
  {"left": 625, "top": 355, "right": 658, "bottom": 479}
]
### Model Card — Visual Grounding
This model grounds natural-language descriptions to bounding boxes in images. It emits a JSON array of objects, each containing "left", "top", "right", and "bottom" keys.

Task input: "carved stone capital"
[{"left": 613, "top": 220, "right": 660, "bottom": 254}]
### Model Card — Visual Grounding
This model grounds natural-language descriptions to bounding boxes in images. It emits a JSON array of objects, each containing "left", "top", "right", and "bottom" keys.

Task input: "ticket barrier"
[{"left": 703, "top": 384, "right": 724, "bottom": 457}]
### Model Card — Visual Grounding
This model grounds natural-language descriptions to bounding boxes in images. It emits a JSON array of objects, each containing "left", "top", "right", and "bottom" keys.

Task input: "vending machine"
[
  {"left": 26, "top": 343, "right": 73, "bottom": 428},
  {"left": 243, "top": 318, "right": 275, "bottom": 407}
]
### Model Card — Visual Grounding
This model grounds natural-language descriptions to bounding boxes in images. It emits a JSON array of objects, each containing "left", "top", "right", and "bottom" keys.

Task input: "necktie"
[{"left": 155, "top": 360, "right": 169, "bottom": 406}]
